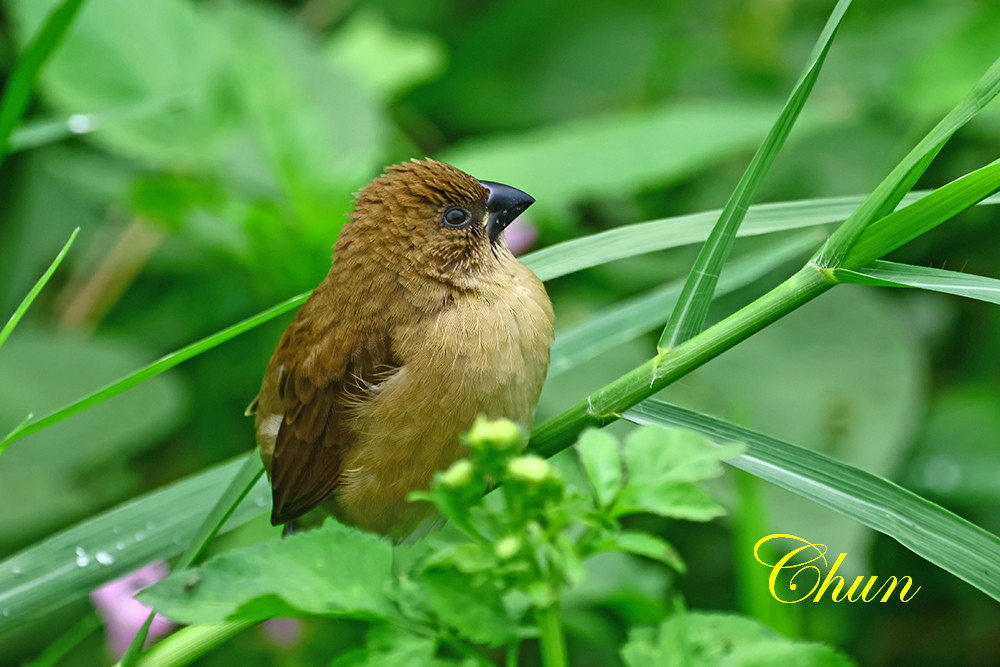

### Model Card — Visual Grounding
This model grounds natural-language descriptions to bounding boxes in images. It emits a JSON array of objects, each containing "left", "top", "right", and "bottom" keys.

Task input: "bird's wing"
[{"left": 258, "top": 314, "right": 399, "bottom": 526}]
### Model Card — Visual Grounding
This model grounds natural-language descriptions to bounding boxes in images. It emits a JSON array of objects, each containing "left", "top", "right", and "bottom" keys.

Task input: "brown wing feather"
[{"left": 258, "top": 307, "right": 399, "bottom": 526}]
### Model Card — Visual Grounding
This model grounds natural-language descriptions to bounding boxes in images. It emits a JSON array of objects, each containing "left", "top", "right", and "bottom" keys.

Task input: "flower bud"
[
  {"left": 440, "top": 459, "right": 475, "bottom": 489},
  {"left": 494, "top": 535, "right": 522, "bottom": 560},
  {"left": 466, "top": 416, "right": 524, "bottom": 455},
  {"left": 506, "top": 455, "right": 553, "bottom": 485}
]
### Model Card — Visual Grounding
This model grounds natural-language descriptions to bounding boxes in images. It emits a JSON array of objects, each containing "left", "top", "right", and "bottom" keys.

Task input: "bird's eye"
[{"left": 442, "top": 207, "right": 473, "bottom": 228}]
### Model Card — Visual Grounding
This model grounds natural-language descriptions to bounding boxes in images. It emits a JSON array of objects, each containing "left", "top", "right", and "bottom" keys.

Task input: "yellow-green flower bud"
[
  {"left": 440, "top": 459, "right": 475, "bottom": 488},
  {"left": 466, "top": 416, "right": 524, "bottom": 453},
  {"left": 494, "top": 535, "right": 522, "bottom": 560},
  {"left": 506, "top": 455, "right": 552, "bottom": 485}
]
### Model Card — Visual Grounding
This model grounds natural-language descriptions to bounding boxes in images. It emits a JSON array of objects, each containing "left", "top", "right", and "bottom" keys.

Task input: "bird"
[{"left": 247, "top": 158, "right": 554, "bottom": 539}]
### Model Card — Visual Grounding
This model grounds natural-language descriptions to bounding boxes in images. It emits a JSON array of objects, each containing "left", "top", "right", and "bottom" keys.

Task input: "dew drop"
[
  {"left": 146, "top": 521, "right": 156, "bottom": 531},
  {"left": 116, "top": 541, "right": 126, "bottom": 550},
  {"left": 67, "top": 113, "right": 97, "bottom": 134},
  {"left": 11, "top": 566, "right": 22, "bottom": 575},
  {"left": 1, "top": 608, "right": 9, "bottom": 618},
  {"left": 75, "top": 554, "right": 91, "bottom": 567},
  {"left": 95, "top": 551, "right": 115, "bottom": 566},
  {"left": 134, "top": 533, "right": 146, "bottom": 542},
  {"left": 112, "top": 526, "right": 122, "bottom": 535}
]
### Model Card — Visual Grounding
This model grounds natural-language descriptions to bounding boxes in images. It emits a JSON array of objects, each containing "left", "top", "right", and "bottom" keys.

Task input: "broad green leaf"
[
  {"left": 594, "top": 532, "right": 685, "bottom": 573},
  {"left": 841, "top": 161, "right": 1000, "bottom": 268},
  {"left": 419, "top": 568, "right": 518, "bottom": 647},
  {"left": 520, "top": 192, "right": 1000, "bottom": 282},
  {"left": 659, "top": 0, "right": 851, "bottom": 350},
  {"left": 575, "top": 429, "right": 622, "bottom": 509},
  {"left": 0, "top": 0, "right": 86, "bottom": 163},
  {"left": 326, "top": 10, "right": 445, "bottom": 99},
  {"left": 0, "top": 457, "right": 270, "bottom": 635},
  {"left": 119, "top": 453, "right": 264, "bottom": 663},
  {"left": 833, "top": 261, "right": 1000, "bottom": 305},
  {"left": 8, "top": 0, "right": 224, "bottom": 166},
  {"left": 443, "top": 101, "right": 794, "bottom": 212},
  {"left": 0, "top": 334, "right": 185, "bottom": 541},
  {"left": 549, "top": 232, "right": 819, "bottom": 376},
  {"left": 613, "top": 427, "right": 742, "bottom": 521},
  {"left": 0, "top": 227, "right": 77, "bottom": 352},
  {"left": 621, "top": 612, "right": 852, "bottom": 667},
  {"left": 624, "top": 400, "right": 1000, "bottom": 602},
  {"left": 331, "top": 625, "right": 457, "bottom": 667},
  {"left": 817, "top": 56, "right": 1000, "bottom": 266},
  {"left": 0, "top": 292, "right": 306, "bottom": 453},
  {"left": 139, "top": 521, "right": 395, "bottom": 624}
]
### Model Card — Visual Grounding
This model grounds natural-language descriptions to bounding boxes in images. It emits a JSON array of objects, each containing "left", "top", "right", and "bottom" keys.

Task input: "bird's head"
[{"left": 345, "top": 159, "right": 534, "bottom": 286}]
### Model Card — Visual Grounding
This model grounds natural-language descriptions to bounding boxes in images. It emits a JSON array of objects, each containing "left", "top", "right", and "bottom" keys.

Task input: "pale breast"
[{"left": 332, "top": 261, "right": 553, "bottom": 536}]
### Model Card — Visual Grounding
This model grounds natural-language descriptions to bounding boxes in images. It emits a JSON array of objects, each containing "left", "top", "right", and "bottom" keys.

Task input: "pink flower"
[
  {"left": 504, "top": 216, "right": 539, "bottom": 256},
  {"left": 90, "top": 561, "right": 176, "bottom": 658}
]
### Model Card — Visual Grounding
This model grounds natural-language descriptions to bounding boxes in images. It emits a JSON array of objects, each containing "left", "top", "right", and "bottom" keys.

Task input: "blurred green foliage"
[{"left": 1, "top": 0, "right": 998, "bottom": 665}]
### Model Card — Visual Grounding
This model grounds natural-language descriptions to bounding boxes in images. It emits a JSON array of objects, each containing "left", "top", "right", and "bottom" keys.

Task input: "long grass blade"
[
  {"left": 0, "top": 0, "right": 88, "bottom": 163},
  {"left": 520, "top": 192, "right": 1000, "bottom": 282},
  {"left": 0, "top": 228, "right": 79, "bottom": 351},
  {"left": 0, "top": 292, "right": 308, "bottom": 454},
  {"left": 833, "top": 261, "right": 1000, "bottom": 305},
  {"left": 840, "top": 161, "right": 1000, "bottom": 268},
  {"left": 816, "top": 57, "right": 1000, "bottom": 267},
  {"left": 119, "top": 453, "right": 265, "bottom": 666},
  {"left": 624, "top": 400, "right": 1000, "bottom": 602},
  {"left": 0, "top": 457, "right": 270, "bottom": 635},
  {"left": 658, "top": 0, "right": 852, "bottom": 350}
]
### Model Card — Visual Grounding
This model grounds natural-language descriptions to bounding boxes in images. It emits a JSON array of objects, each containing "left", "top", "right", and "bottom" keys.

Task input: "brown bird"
[{"left": 248, "top": 159, "right": 553, "bottom": 539}]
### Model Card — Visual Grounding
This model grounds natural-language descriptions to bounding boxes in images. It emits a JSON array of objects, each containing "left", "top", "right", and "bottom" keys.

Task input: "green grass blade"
[
  {"left": 0, "top": 457, "right": 270, "bottom": 635},
  {"left": 520, "top": 192, "right": 1000, "bottom": 282},
  {"left": 0, "top": 227, "right": 79, "bottom": 351},
  {"left": 840, "top": 161, "right": 1000, "bottom": 268},
  {"left": 658, "top": 0, "right": 851, "bottom": 350},
  {"left": 816, "top": 56, "right": 1000, "bottom": 267},
  {"left": 550, "top": 231, "right": 820, "bottom": 377},
  {"left": 833, "top": 261, "right": 1000, "bottom": 305},
  {"left": 0, "top": 0, "right": 88, "bottom": 163},
  {"left": 624, "top": 400, "right": 1000, "bottom": 602},
  {"left": 0, "top": 292, "right": 308, "bottom": 455},
  {"left": 119, "top": 453, "right": 265, "bottom": 665}
]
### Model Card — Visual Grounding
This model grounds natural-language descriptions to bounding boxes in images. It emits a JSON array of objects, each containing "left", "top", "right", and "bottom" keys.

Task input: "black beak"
[{"left": 480, "top": 180, "right": 535, "bottom": 244}]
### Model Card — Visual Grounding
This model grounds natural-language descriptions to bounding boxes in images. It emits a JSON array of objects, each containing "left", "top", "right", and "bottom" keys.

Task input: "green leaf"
[
  {"left": 575, "top": 429, "right": 622, "bottom": 509},
  {"left": 7, "top": 0, "right": 223, "bottom": 166},
  {"left": 119, "top": 453, "right": 265, "bottom": 663},
  {"left": 443, "top": 101, "right": 796, "bottom": 212},
  {"left": 520, "top": 192, "right": 1000, "bottom": 282},
  {"left": 0, "top": 334, "right": 185, "bottom": 541},
  {"left": 331, "top": 625, "right": 455, "bottom": 667},
  {"left": 0, "top": 457, "right": 270, "bottom": 635},
  {"left": 139, "top": 521, "right": 395, "bottom": 624},
  {"left": 621, "top": 612, "right": 853, "bottom": 667},
  {"left": 658, "top": 0, "right": 851, "bottom": 349},
  {"left": 594, "top": 532, "right": 686, "bottom": 573},
  {"left": 419, "top": 568, "right": 518, "bottom": 647},
  {"left": 0, "top": 291, "right": 307, "bottom": 453},
  {"left": 624, "top": 400, "right": 1000, "bottom": 602},
  {"left": 0, "top": 0, "right": 87, "bottom": 163},
  {"left": 549, "top": 232, "right": 819, "bottom": 377},
  {"left": 840, "top": 161, "right": 1000, "bottom": 268},
  {"left": 833, "top": 261, "right": 1000, "bottom": 305},
  {"left": 0, "top": 227, "right": 78, "bottom": 352},
  {"left": 613, "top": 427, "right": 742, "bottom": 521},
  {"left": 325, "top": 10, "right": 445, "bottom": 99},
  {"left": 817, "top": 56, "right": 1000, "bottom": 267}
]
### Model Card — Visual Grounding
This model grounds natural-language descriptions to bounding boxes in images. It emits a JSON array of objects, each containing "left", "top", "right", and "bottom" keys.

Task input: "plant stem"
[
  {"left": 535, "top": 603, "right": 567, "bottom": 667},
  {"left": 530, "top": 264, "right": 833, "bottom": 458},
  {"left": 124, "top": 621, "right": 258, "bottom": 667}
]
